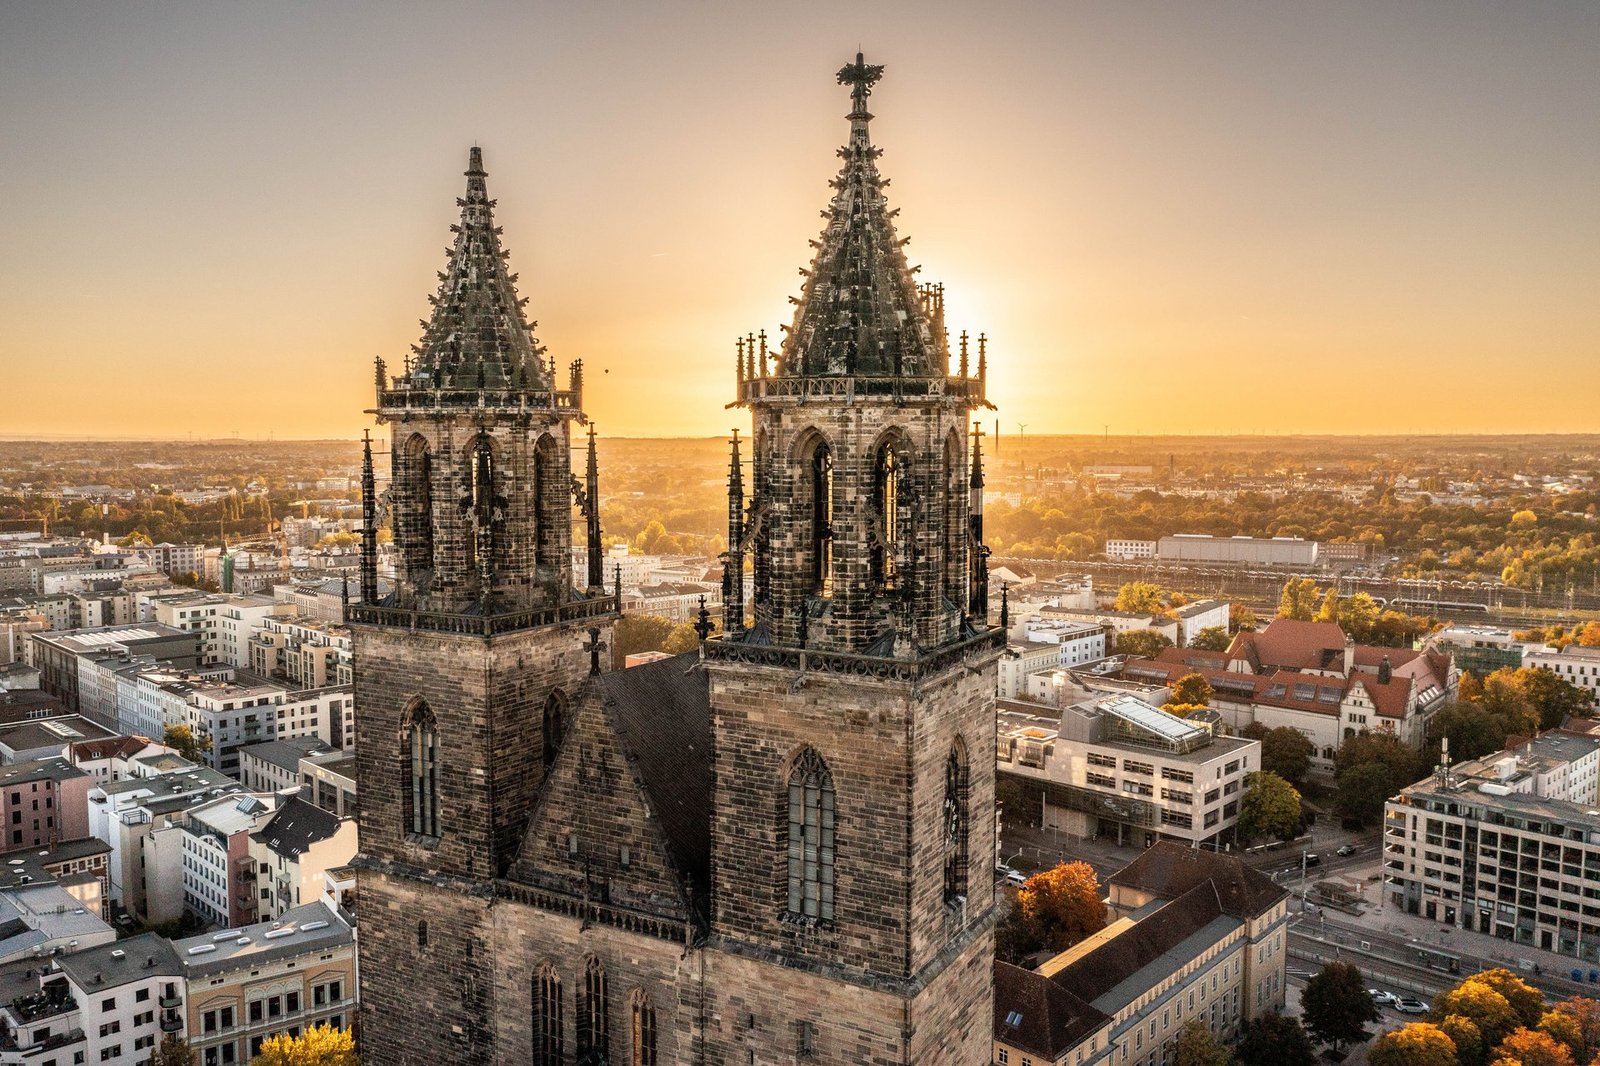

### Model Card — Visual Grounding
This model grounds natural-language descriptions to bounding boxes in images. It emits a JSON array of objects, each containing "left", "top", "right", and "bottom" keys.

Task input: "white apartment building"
[
  {"left": 247, "top": 798, "right": 357, "bottom": 922},
  {"left": 182, "top": 795, "right": 276, "bottom": 929},
  {"left": 57, "top": 934, "right": 186, "bottom": 1066},
  {"left": 997, "top": 695, "right": 1259, "bottom": 848},
  {"left": 1173, "top": 600, "right": 1230, "bottom": 646},
  {"left": 215, "top": 596, "right": 290, "bottom": 669},
  {"left": 998, "top": 641, "right": 1063, "bottom": 699},
  {"left": 1384, "top": 731, "right": 1600, "bottom": 957},
  {"left": 1105, "top": 539, "right": 1157, "bottom": 560},
  {"left": 247, "top": 618, "right": 351, "bottom": 689},
  {"left": 1525, "top": 644, "right": 1600, "bottom": 700}
]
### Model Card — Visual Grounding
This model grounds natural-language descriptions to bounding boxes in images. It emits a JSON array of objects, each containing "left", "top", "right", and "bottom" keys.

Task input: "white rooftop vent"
[
  {"left": 300, "top": 920, "right": 329, "bottom": 932},
  {"left": 111, "top": 949, "right": 125, "bottom": 959},
  {"left": 186, "top": 944, "right": 216, "bottom": 956},
  {"left": 211, "top": 931, "right": 237, "bottom": 941},
  {"left": 263, "top": 929, "right": 294, "bottom": 940}
]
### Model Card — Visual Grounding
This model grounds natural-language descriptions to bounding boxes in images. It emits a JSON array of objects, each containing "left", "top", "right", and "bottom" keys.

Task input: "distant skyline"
[{"left": 2, "top": 2, "right": 1597, "bottom": 440}]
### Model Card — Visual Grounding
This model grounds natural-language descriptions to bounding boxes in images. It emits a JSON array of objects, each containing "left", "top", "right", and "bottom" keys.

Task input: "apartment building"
[
  {"left": 0, "top": 758, "right": 92, "bottom": 854},
  {"left": 246, "top": 618, "right": 351, "bottom": 689},
  {"left": 1524, "top": 644, "right": 1600, "bottom": 701},
  {"left": 181, "top": 796, "right": 277, "bottom": 929},
  {"left": 30, "top": 625, "right": 198, "bottom": 719},
  {"left": 1000, "top": 642, "right": 1067, "bottom": 699},
  {"left": 298, "top": 751, "right": 356, "bottom": 818},
  {"left": 997, "top": 695, "right": 1259, "bottom": 848},
  {"left": 247, "top": 798, "right": 357, "bottom": 922},
  {"left": 994, "top": 843, "right": 1288, "bottom": 1066},
  {"left": 1384, "top": 730, "right": 1600, "bottom": 958},
  {"left": 1105, "top": 539, "right": 1157, "bottom": 560},
  {"left": 238, "top": 738, "right": 336, "bottom": 796},
  {"left": 57, "top": 934, "right": 185, "bottom": 1065},
  {"left": 178, "top": 902, "right": 355, "bottom": 1066}
]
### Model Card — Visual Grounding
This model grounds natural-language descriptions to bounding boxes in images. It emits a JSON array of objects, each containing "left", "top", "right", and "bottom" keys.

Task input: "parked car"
[
  {"left": 1369, "top": 989, "right": 1398, "bottom": 1006},
  {"left": 1336, "top": 844, "right": 1358, "bottom": 857},
  {"left": 1006, "top": 869, "right": 1029, "bottom": 888},
  {"left": 1304, "top": 853, "right": 1322, "bottom": 867},
  {"left": 1395, "top": 998, "right": 1430, "bottom": 1014}
]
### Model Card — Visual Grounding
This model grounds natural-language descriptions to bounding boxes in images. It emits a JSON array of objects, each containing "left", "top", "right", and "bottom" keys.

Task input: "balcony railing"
[
  {"left": 160, "top": 1012, "right": 183, "bottom": 1033},
  {"left": 735, "top": 372, "right": 990, "bottom": 408},
  {"left": 348, "top": 592, "right": 616, "bottom": 637},
  {"left": 375, "top": 384, "right": 582, "bottom": 416},
  {"left": 159, "top": 992, "right": 182, "bottom": 1009},
  {"left": 702, "top": 626, "right": 1004, "bottom": 685}
]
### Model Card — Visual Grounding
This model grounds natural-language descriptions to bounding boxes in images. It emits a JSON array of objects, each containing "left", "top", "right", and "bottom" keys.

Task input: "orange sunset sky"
[{"left": 1, "top": 2, "right": 1597, "bottom": 440}]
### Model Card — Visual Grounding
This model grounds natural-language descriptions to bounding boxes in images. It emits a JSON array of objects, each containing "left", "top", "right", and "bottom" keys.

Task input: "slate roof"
[
  {"left": 58, "top": 932, "right": 182, "bottom": 989},
  {"left": 596, "top": 652, "right": 712, "bottom": 911},
  {"left": 251, "top": 796, "right": 344, "bottom": 859},
  {"left": 239, "top": 736, "right": 336, "bottom": 775},
  {"left": 1047, "top": 881, "right": 1240, "bottom": 1014},
  {"left": 993, "top": 960, "right": 1108, "bottom": 1059},
  {"left": 1108, "top": 840, "right": 1285, "bottom": 919}
]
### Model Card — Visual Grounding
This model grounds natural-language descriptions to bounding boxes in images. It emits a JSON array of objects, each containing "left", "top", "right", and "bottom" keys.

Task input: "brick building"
[{"left": 354, "top": 54, "right": 1000, "bottom": 1066}]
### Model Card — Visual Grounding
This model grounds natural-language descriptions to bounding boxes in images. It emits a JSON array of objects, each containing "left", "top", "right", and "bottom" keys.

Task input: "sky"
[{"left": 1, "top": 1, "right": 1597, "bottom": 440}]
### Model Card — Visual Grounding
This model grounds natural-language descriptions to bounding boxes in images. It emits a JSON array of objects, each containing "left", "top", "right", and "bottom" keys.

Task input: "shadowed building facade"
[{"left": 353, "top": 54, "right": 1001, "bottom": 1065}]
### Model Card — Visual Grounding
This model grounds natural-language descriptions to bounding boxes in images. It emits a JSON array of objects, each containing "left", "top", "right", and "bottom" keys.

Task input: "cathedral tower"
[
  {"left": 702, "top": 55, "right": 1000, "bottom": 1064},
  {"left": 351, "top": 148, "right": 615, "bottom": 1066}
]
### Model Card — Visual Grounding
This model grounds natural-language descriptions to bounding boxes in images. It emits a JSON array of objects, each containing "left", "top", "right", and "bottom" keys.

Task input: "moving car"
[
  {"left": 1395, "top": 998, "right": 1430, "bottom": 1014},
  {"left": 1369, "top": 989, "right": 1398, "bottom": 1006},
  {"left": 1336, "top": 844, "right": 1358, "bottom": 857},
  {"left": 1304, "top": 853, "right": 1322, "bottom": 867},
  {"left": 1006, "top": 869, "right": 1029, "bottom": 887}
]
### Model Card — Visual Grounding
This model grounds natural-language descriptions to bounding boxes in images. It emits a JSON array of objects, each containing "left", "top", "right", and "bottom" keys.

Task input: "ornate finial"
[
  {"left": 693, "top": 596, "right": 713, "bottom": 643},
  {"left": 736, "top": 336, "right": 746, "bottom": 384},
  {"left": 977, "top": 333, "right": 988, "bottom": 381},
  {"left": 465, "top": 146, "right": 487, "bottom": 202},
  {"left": 585, "top": 625, "right": 605, "bottom": 675},
  {"left": 837, "top": 51, "right": 885, "bottom": 127},
  {"left": 958, "top": 331, "right": 969, "bottom": 379},
  {"left": 614, "top": 563, "right": 623, "bottom": 613},
  {"left": 340, "top": 572, "right": 349, "bottom": 612},
  {"left": 1000, "top": 581, "right": 1010, "bottom": 630},
  {"left": 374, "top": 355, "right": 387, "bottom": 392}
]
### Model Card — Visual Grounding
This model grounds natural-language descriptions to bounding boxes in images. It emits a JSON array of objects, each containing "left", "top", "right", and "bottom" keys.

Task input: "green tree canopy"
[
  {"left": 1301, "top": 962, "right": 1380, "bottom": 1050},
  {"left": 1279, "top": 577, "right": 1322, "bottom": 621},
  {"left": 1116, "top": 629, "right": 1173, "bottom": 659},
  {"left": 1237, "top": 771, "right": 1303, "bottom": 842},
  {"left": 1236, "top": 1013, "right": 1317, "bottom": 1066},
  {"left": 1175, "top": 1020, "right": 1232, "bottom": 1066},
  {"left": 1261, "top": 727, "right": 1314, "bottom": 786},
  {"left": 610, "top": 614, "right": 677, "bottom": 669},
  {"left": 1190, "top": 626, "right": 1232, "bottom": 651},
  {"left": 1170, "top": 673, "right": 1215, "bottom": 708},
  {"left": 162, "top": 724, "right": 211, "bottom": 764}
]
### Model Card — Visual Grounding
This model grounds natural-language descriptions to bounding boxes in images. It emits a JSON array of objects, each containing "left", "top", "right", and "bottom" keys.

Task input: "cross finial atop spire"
[{"left": 837, "top": 51, "right": 885, "bottom": 142}]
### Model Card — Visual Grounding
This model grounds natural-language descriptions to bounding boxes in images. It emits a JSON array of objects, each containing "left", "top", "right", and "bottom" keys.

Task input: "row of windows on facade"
[{"left": 198, "top": 982, "right": 343, "bottom": 1034}]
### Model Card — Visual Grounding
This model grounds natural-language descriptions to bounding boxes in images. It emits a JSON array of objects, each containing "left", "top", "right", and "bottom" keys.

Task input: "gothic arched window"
[
  {"left": 578, "top": 957, "right": 609, "bottom": 1061},
  {"left": 871, "top": 440, "right": 904, "bottom": 591},
  {"left": 464, "top": 434, "right": 497, "bottom": 575},
  {"left": 943, "top": 740, "right": 970, "bottom": 905},
  {"left": 417, "top": 919, "right": 429, "bottom": 950},
  {"left": 534, "top": 433, "right": 561, "bottom": 571},
  {"left": 630, "top": 990, "right": 657, "bottom": 1066},
  {"left": 400, "top": 434, "right": 434, "bottom": 581},
  {"left": 810, "top": 443, "right": 834, "bottom": 597},
  {"left": 404, "top": 701, "right": 439, "bottom": 839},
  {"left": 786, "top": 748, "right": 836, "bottom": 922},
  {"left": 542, "top": 690, "right": 567, "bottom": 771},
  {"left": 534, "top": 964, "right": 563, "bottom": 1066},
  {"left": 943, "top": 432, "right": 964, "bottom": 602}
]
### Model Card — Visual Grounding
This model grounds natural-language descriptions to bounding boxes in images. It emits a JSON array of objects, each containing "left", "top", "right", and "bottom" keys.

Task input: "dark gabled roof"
[
  {"left": 250, "top": 796, "right": 345, "bottom": 859},
  {"left": 597, "top": 652, "right": 712, "bottom": 909},
  {"left": 1109, "top": 839, "right": 1286, "bottom": 919},
  {"left": 994, "top": 960, "right": 1108, "bottom": 1059},
  {"left": 1048, "top": 881, "right": 1233, "bottom": 1012}
]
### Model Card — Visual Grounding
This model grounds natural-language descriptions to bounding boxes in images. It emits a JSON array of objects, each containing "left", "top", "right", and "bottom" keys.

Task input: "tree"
[
  {"left": 1170, "top": 673, "right": 1215, "bottom": 708},
  {"left": 162, "top": 724, "right": 211, "bottom": 764},
  {"left": 1231, "top": 603, "right": 1259, "bottom": 633},
  {"left": 1430, "top": 701, "right": 1511, "bottom": 763},
  {"left": 1175, "top": 1020, "right": 1232, "bottom": 1066},
  {"left": 1236, "top": 771, "right": 1302, "bottom": 841},
  {"left": 146, "top": 1035, "right": 199, "bottom": 1066},
  {"left": 1236, "top": 1013, "right": 1316, "bottom": 1066},
  {"left": 1338, "top": 592, "right": 1383, "bottom": 642},
  {"left": 1369, "top": 1023, "right": 1460, "bottom": 1066},
  {"left": 1434, "top": 980, "right": 1521, "bottom": 1051},
  {"left": 1116, "top": 629, "right": 1173, "bottom": 659},
  {"left": 610, "top": 614, "right": 676, "bottom": 669},
  {"left": 1478, "top": 670, "right": 1541, "bottom": 740},
  {"left": 1545, "top": 998, "right": 1600, "bottom": 1065},
  {"left": 1441, "top": 1014, "right": 1486, "bottom": 1066},
  {"left": 1493, "top": 1030, "right": 1574, "bottom": 1066},
  {"left": 1510, "top": 510, "right": 1539, "bottom": 529},
  {"left": 1301, "top": 962, "right": 1380, "bottom": 1050},
  {"left": 1518, "top": 668, "right": 1595, "bottom": 729},
  {"left": 1279, "top": 577, "right": 1322, "bottom": 621},
  {"left": 1336, "top": 730, "right": 1424, "bottom": 781},
  {"left": 1191, "top": 626, "right": 1231, "bottom": 651},
  {"left": 1018, "top": 861, "right": 1106, "bottom": 952},
  {"left": 1261, "top": 727, "right": 1314, "bottom": 786},
  {"left": 250, "top": 1023, "right": 358, "bottom": 1066},
  {"left": 1116, "top": 581, "right": 1167, "bottom": 614},
  {"left": 994, "top": 897, "right": 1043, "bottom": 964},
  {"left": 116, "top": 531, "right": 153, "bottom": 547},
  {"left": 1317, "top": 587, "right": 1341, "bottom": 624},
  {"left": 660, "top": 622, "right": 703, "bottom": 656},
  {"left": 1475, "top": 970, "right": 1545, "bottom": 1030},
  {"left": 1335, "top": 762, "right": 1401, "bottom": 826}
]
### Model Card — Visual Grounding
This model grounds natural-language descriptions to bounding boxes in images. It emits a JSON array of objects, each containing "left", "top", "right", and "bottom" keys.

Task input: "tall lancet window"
[
  {"left": 534, "top": 964, "right": 563, "bottom": 1066},
  {"left": 405, "top": 701, "right": 439, "bottom": 839},
  {"left": 400, "top": 434, "right": 434, "bottom": 581},
  {"left": 871, "top": 441, "right": 904, "bottom": 591},
  {"left": 943, "top": 740, "right": 970, "bottom": 905},
  {"left": 810, "top": 445, "right": 834, "bottom": 597},
  {"left": 579, "top": 957, "right": 609, "bottom": 1061},
  {"left": 630, "top": 990, "right": 657, "bottom": 1066},
  {"left": 542, "top": 690, "right": 567, "bottom": 771},
  {"left": 465, "top": 434, "right": 496, "bottom": 574},
  {"left": 786, "top": 748, "right": 836, "bottom": 922}
]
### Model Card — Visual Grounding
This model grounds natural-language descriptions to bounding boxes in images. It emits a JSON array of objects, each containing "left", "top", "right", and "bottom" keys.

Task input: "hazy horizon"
[{"left": 3, "top": 2, "right": 1597, "bottom": 440}]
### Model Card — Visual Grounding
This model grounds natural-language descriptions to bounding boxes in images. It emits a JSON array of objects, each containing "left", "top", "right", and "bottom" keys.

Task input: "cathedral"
[{"left": 351, "top": 54, "right": 1001, "bottom": 1065}]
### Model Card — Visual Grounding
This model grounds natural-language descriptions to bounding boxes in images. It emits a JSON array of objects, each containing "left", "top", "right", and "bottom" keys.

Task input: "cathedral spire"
[
  {"left": 404, "top": 148, "right": 549, "bottom": 393},
  {"left": 770, "top": 52, "right": 947, "bottom": 380},
  {"left": 584, "top": 424, "right": 603, "bottom": 591},
  {"left": 359, "top": 431, "right": 378, "bottom": 605},
  {"left": 723, "top": 430, "right": 745, "bottom": 635}
]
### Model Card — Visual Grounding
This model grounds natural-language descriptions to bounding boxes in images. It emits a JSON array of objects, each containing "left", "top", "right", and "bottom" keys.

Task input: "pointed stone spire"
[
  {"left": 584, "top": 425, "right": 603, "bottom": 590},
  {"left": 775, "top": 54, "right": 945, "bottom": 379},
  {"left": 359, "top": 431, "right": 378, "bottom": 605},
  {"left": 724, "top": 430, "right": 745, "bottom": 635},
  {"left": 405, "top": 148, "right": 550, "bottom": 393},
  {"left": 968, "top": 422, "right": 989, "bottom": 621}
]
